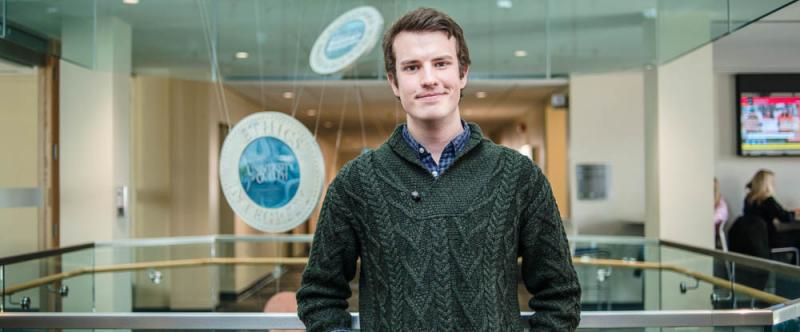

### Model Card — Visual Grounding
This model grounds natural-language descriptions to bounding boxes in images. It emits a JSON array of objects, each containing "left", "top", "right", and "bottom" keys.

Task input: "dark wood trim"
[{"left": 46, "top": 54, "right": 60, "bottom": 250}]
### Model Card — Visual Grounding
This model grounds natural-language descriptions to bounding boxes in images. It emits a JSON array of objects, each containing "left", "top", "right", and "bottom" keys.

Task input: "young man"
[{"left": 297, "top": 8, "right": 580, "bottom": 331}]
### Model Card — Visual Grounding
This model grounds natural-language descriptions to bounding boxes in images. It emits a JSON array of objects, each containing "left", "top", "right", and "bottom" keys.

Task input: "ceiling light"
[
  {"left": 323, "top": 121, "right": 334, "bottom": 129},
  {"left": 497, "top": 0, "right": 512, "bottom": 9},
  {"left": 234, "top": 52, "right": 249, "bottom": 59},
  {"left": 306, "top": 109, "right": 317, "bottom": 117},
  {"left": 476, "top": 91, "right": 488, "bottom": 99},
  {"left": 282, "top": 91, "right": 294, "bottom": 99},
  {"left": 514, "top": 50, "right": 528, "bottom": 57},
  {"left": 123, "top": 0, "right": 139, "bottom": 4}
]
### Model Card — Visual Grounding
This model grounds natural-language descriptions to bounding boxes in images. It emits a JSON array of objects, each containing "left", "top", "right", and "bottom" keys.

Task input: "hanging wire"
[
  {"left": 313, "top": 83, "right": 327, "bottom": 138},
  {"left": 197, "top": 0, "right": 232, "bottom": 126},
  {"left": 312, "top": 0, "right": 339, "bottom": 137},
  {"left": 289, "top": 1, "right": 308, "bottom": 118},
  {"left": 331, "top": 86, "right": 350, "bottom": 170},
  {"left": 356, "top": 87, "right": 367, "bottom": 149},
  {"left": 254, "top": 0, "right": 267, "bottom": 107}
]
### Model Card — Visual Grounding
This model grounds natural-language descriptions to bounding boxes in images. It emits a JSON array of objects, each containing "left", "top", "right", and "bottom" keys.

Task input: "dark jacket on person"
[
  {"left": 726, "top": 214, "right": 770, "bottom": 290},
  {"left": 743, "top": 196, "right": 796, "bottom": 247},
  {"left": 296, "top": 123, "right": 581, "bottom": 331}
]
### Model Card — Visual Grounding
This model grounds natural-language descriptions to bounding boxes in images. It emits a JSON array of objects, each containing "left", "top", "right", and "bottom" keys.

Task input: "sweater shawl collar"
[{"left": 386, "top": 122, "right": 485, "bottom": 169}]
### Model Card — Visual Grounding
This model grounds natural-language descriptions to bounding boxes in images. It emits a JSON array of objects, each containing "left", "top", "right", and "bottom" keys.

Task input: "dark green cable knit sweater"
[{"left": 297, "top": 123, "right": 581, "bottom": 331}]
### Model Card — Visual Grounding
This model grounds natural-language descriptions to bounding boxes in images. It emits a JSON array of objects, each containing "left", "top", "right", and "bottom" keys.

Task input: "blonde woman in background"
[{"left": 744, "top": 169, "right": 800, "bottom": 248}]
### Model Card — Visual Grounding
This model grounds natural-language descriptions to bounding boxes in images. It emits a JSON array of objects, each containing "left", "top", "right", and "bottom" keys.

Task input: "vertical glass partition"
[
  {"left": 6, "top": 0, "right": 96, "bottom": 68},
  {"left": 4, "top": 0, "right": 795, "bottom": 78}
]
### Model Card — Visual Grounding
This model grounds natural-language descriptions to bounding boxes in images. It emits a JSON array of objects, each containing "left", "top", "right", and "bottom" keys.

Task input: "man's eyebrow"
[
  {"left": 399, "top": 59, "right": 420, "bottom": 66},
  {"left": 399, "top": 55, "right": 455, "bottom": 66},
  {"left": 432, "top": 55, "right": 455, "bottom": 61}
]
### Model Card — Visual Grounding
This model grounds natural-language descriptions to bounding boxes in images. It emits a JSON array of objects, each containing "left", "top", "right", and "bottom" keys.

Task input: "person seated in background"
[
  {"left": 743, "top": 169, "right": 800, "bottom": 249},
  {"left": 714, "top": 178, "right": 729, "bottom": 248}
]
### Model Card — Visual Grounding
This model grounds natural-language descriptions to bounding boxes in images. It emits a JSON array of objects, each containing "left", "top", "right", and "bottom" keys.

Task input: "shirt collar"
[{"left": 401, "top": 120, "right": 470, "bottom": 157}]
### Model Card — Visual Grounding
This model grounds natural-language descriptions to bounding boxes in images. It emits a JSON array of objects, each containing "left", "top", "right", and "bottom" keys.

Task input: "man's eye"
[
  {"left": 403, "top": 65, "right": 418, "bottom": 71},
  {"left": 435, "top": 62, "right": 450, "bottom": 68}
]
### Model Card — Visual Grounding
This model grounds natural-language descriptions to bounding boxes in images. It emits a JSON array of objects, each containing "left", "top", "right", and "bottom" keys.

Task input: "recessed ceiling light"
[
  {"left": 323, "top": 121, "right": 334, "bottom": 129},
  {"left": 123, "top": 0, "right": 139, "bottom": 4},
  {"left": 306, "top": 109, "right": 317, "bottom": 117},
  {"left": 497, "top": 0, "right": 512, "bottom": 9},
  {"left": 514, "top": 50, "right": 527, "bottom": 57},
  {"left": 234, "top": 51, "right": 249, "bottom": 59},
  {"left": 476, "top": 91, "right": 488, "bottom": 99},
  {"left": 282, "top": 91, "right": 294, "bottom": 99}
]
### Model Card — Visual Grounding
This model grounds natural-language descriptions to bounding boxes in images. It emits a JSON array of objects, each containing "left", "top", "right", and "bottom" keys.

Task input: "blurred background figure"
[
  {"left": 714, "top": 177, "right": 729, "bottom": 248},
  {"left": 744, "top": 169, "right": 800, "bottom": 249}
]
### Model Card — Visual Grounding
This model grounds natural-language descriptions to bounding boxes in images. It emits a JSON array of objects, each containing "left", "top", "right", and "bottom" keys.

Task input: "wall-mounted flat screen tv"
[{"left": 736, "top": 74, "right": 800, "bottom": 157}]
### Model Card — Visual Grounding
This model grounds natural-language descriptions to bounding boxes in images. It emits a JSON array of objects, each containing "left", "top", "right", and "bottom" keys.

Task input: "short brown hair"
[{"left": 382, "top": 8, "right": 471, "bottom": 83}]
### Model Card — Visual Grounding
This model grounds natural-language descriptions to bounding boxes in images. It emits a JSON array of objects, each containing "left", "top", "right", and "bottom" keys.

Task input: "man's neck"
[{"left": 406, "top": 113, "right": 464, "bottom": 163}]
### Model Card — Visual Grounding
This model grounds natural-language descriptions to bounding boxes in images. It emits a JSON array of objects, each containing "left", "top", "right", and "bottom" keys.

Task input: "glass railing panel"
[
  {"left": 214, "top": 236, "right": 309, "bottom": 313},
  {"left": 725, "top": 256, "right": 800, "bottom": 310},
  {"left": 658, "top": 245, "right": 719, "bottom": 310},
  {"left": 569, "top": 237, "right": 660, "bottom": 312},
  {"left": 659, "top": 243, "right": 800, "bottom": 311},
  {"left": 1, "top": 247, "right": 94, "bottom": 313},
  {"left": 92, "top": 241, "right": 216, "bottom": 312}
]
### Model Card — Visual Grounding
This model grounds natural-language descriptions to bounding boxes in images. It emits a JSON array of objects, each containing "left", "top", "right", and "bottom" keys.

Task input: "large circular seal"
[
  {"left": 309, "top": 6, "right": 384, "bottom": 75},
  {"left": 219, "top": 112, "right": 325, "bottom": 233}
]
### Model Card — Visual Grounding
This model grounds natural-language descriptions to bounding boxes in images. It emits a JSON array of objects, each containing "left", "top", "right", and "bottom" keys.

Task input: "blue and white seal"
[
  {"left": 310, "top": 6, "right": 384, "bottom": 75},
  {"left": 220, "top": 112, "right": 325, "bottom": 233}
]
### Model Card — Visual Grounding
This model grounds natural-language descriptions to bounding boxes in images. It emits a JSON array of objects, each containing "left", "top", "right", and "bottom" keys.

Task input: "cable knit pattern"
[{"left": 297, "top": 123, "right": 581, "bottom": 331}]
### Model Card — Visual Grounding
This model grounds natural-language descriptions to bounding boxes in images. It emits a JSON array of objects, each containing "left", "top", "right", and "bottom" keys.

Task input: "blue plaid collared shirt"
[{"left": 401, "top": 120, "right": 471, "bottom": 178}]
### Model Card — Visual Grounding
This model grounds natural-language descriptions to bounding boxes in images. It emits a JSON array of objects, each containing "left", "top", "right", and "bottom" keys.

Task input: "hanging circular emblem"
[
  {"left": 310, "top": 6, "right": 384, "bottom": 75},
  {"left": 219, "top": 112, "right": 325, "bottom": 233}
]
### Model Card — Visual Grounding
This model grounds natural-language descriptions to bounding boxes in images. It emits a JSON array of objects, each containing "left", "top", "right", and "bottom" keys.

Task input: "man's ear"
[
  {"left": 459, "top": 65, "right": 469, "bottom": 88},
  {"left": 387, "top": 72, "right": 400, "bottom": 97}
]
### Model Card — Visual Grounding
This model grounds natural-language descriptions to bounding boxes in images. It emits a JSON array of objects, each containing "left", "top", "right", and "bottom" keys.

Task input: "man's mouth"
[{"left": 416, "top": 92, "right": 447, "bottom": 100}]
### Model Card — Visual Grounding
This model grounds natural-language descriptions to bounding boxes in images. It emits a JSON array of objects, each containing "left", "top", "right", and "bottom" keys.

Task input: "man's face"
[{"left": 388, "top": 31, "right": 468, "bottom": 124}]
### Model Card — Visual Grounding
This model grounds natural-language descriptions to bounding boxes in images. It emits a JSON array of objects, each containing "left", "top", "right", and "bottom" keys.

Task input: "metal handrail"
[
  {"left": 4, "top": 256, "right": 790, "bottom": 304},
  {"left": 661, "top": 240, "right": 800, "bottom": 278},
  {"left": 4, "top": 235, "right": 797, "bottom": 281},
  {"left": 0, "top": 308, "right": 793, "bottom": 329}
]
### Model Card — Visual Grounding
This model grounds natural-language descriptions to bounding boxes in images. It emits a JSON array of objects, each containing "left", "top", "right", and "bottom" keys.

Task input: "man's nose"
[{"left": 420, "top": 65, "right": 437, "bottom": 87}]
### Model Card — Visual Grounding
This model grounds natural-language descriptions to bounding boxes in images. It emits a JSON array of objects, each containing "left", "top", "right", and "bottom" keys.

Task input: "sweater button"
[{"left": 411, "top": 191, "right": 421, "bottom": 202}]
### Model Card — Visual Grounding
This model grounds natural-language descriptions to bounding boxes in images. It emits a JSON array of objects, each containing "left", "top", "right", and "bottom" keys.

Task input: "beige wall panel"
[
  {"left": 0, "top": 75, "right": 38, "bottom": 187},
  {"left": 570, "top": 71, "right": 646, "bottom": 235},
  {"left": 0, "top": 74, "right": 40, "bottom": 258},
  {"left": 545, "top": 104, "right": 570, "bottom": 220}
]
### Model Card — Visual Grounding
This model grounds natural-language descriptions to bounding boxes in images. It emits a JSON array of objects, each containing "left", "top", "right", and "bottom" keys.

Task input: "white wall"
[
  {"left": 644, "top": 44, "right": 715, "bottom": 249},
  {"left": 568, "top": 71, "right": 646, "bottom": 234},
  {"left": 60, "top": 60, "right": 115, "bottom": 247}
]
